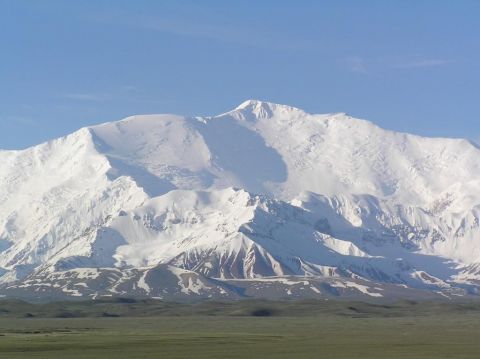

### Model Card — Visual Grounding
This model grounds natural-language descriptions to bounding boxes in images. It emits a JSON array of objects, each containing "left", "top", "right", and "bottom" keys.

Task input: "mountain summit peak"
[
  {"left": 235, "top": 99, "right": 271, "bottom": 109},
  {"left": 231, "top": 99, "right": 305, "bottom": 120}
]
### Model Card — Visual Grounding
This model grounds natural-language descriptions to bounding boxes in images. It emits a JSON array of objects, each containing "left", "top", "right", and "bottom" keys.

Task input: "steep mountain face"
[{"left": 1, "top": 100, "right": 480, "bottom": 300}]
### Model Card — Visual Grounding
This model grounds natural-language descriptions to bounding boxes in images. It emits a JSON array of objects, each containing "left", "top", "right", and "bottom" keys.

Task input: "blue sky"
[{"left": 1, "top": 0, "right": 479, "bottom": 149}]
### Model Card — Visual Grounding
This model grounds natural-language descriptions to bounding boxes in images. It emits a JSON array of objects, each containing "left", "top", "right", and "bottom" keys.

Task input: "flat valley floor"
[{"left": 0, "top": 300, "right": 479, "bottom": 358}]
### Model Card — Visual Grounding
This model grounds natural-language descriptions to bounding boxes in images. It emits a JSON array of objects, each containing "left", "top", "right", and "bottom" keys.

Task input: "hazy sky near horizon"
[{"left": 1, "top": 0, "right": 479, "bottom": 149}]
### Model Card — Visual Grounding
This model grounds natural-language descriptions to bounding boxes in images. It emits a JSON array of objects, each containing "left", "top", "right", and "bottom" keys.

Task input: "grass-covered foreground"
[{"left": 0, "top": 299, "right": 480, "bottom": 358}]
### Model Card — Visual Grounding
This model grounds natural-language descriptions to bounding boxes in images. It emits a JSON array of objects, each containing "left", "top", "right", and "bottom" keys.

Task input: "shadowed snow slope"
[{"left": 1, "top": 100, "right": 480, "bottom": 300}]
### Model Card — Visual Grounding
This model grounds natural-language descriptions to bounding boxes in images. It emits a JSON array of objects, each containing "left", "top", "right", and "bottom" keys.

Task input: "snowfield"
[{"left": 1, "top": 100, "right": 480, "bottom": 300}]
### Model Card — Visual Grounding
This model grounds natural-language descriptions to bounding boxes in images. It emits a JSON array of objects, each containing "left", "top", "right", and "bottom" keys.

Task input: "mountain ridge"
[{"left": 1, "top": 100, "right": 479, "bottom": 300}]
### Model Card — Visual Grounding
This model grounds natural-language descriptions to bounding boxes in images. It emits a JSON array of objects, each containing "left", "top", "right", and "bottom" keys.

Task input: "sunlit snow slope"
[{"left": 1, "top": 100, "right": 480, "bottom": 300}]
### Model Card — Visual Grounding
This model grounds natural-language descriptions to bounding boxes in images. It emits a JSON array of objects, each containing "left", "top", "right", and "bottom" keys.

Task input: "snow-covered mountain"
[{"left": 1, "top": 100, "right": 480, "bottom": 300}]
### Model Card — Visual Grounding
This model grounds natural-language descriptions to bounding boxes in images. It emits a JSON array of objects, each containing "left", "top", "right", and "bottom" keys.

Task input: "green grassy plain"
[{"left": 0, "top": 299, "right": 479, "bottom": 358}]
